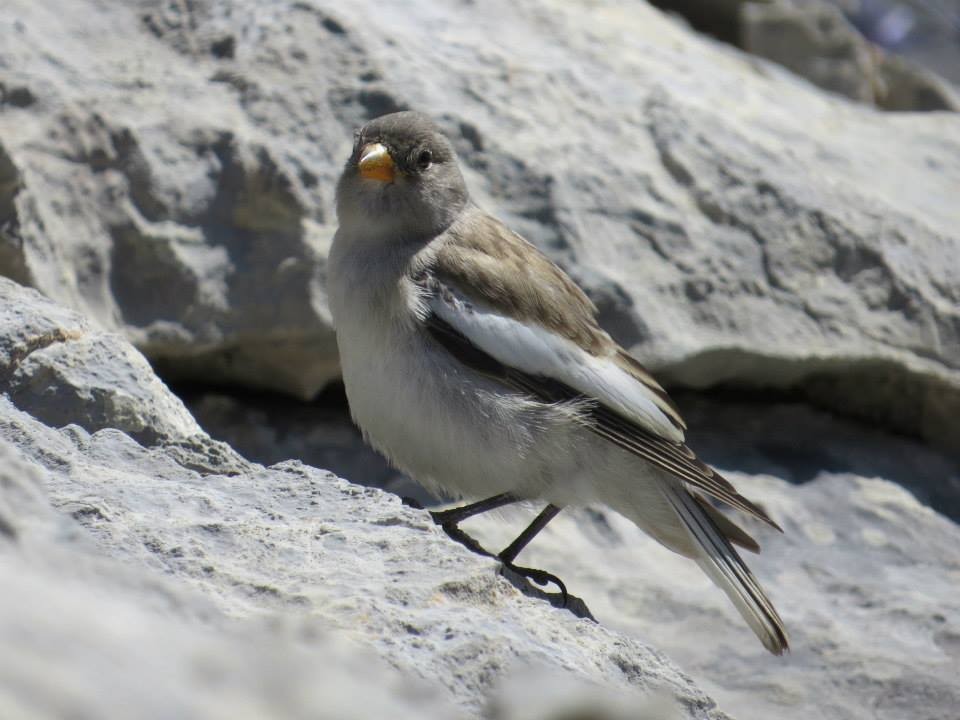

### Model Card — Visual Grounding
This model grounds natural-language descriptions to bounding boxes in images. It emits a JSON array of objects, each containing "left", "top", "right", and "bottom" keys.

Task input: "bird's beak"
[{"left": 358, "top": 142, "right": 395, "bottom": 183}]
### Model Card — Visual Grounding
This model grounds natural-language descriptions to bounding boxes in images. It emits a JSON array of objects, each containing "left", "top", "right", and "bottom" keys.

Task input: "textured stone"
[
  {"left": 0, "top": 277, "right": 201, "bottom": 444},
  {"left": 1, "top": 0, "right": 958, "bottom": 450},
  {"left": 653, "top": 0, "right": 960, "bottom": 110},
  {"left": 741, "top": 1, "right": 878, "bottom": 102},
  {"left": 468, "top": 431, "right": 960, "bottom": 720},
  {"left": 0, "top": 281, "right": 726, "bottom": 718},
  {"left": 0, "top": 437, "right": 461, "bottom": 720},
  {"left": 0, "top": 401, "right": 727, "bottom": 719}
]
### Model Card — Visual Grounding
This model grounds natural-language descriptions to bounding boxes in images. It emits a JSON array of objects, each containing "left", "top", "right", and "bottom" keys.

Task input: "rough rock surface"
[
  {"left": 0, "top": 279, "right": 724, "bottom": 718},
  {"left": 0, "top": 442, "right": 459, "bottom": 720},
  {"left": 2, "top": 0, "right": 959, "bottom": 450},
  {"left": 185, "top": 374, "right": 960, "bottom": 719},
  {"left": 0, "top": 277, "right": 201, "bottom": 444},
  {"left": 740, "top": 0, "right": 960, "bottom": 110},
  {"left": 2, "top": 1, "right": 959, "bottom": 714},
  {"left": 468, "top": 467, "right": 960, "bottom": 720},
  {"left": 653, "top": 0, "right": 960, "bottom": 110}
]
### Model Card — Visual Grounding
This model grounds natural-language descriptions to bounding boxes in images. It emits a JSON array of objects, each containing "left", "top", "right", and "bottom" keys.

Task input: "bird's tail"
[{"left": 661, "top": 483, "right": 790, "bottom": 655}]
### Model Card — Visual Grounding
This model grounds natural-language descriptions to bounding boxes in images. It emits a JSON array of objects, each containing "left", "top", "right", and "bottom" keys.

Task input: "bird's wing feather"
[
  {"left": 422, "top": 295, "right": 781, "bottom": 531},
  {"left": 431, "top": 211, "right": 685, "bottom": 436},
  {"left": 427, "top": 279, "right": 685, "bottom": 443},
  {"left": 420, "top": 212, "right": 779, "bottom": 529}
]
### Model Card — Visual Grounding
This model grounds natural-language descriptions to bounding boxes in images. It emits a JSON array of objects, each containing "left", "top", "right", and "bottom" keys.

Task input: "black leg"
[
  {"left": 428, "top": 493, "right": 520, "bottom": 562},
  {"left": 428, "top": 495, "right": 570, "bottom": 607},
  {"left": 496, "top": 505, "right": 568, "bottom": 605},
  {"left": 429, "top": 492, "right": 519, "bottom": 526},
  {"left": 498, "top": 504, "right": 562, "bottom": 564}
]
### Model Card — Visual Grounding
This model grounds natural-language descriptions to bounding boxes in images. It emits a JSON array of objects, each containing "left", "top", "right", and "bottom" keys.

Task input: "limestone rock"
[
  {"left": 653, "top": 0, "right": 960, "bottom": 110},
  {"left": 741, "top": 1, "right": 878, "bottom": 102},
  {"left": 1, "top": 0, "right": 958, "bottom": 449},
  {"left": 467, "top": 408, "right": 960, "bottom": 720},
  {"left": 0, "top": 277, "right": 201, "bottom": 444},
  {"left": 0, "top": 280, "right": 727, "bottom": 718}
]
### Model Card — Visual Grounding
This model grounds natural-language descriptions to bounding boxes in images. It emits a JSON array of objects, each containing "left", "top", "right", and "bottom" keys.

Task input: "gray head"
[{"left": 336, "top": 111, "right": 469, "bottom": 241}]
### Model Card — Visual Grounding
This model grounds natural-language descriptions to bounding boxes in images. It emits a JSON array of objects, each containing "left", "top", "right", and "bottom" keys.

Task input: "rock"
[
  {"left": 652, "top": 0, "right": 960, "bottom": 110},
  {"left": 0, "top": 277, "right": 202, "bottom": 444},
  {"left": 874, "top": 51, "right": 960, "bottom": 111},
  {"left": 0, "top": 280, "right": 727, "bottom": 718},
  {"left": 849, "top": 0, "right": 960, "bottom": 86},
  {"left": 2, "top": 0, "right": 959, "bottom": 449},
  {"left": 0, "top": 439, "right": 462, "bottom": 720},
  {"left": 0, "top": 0, "right": 340, "bottom": 399},
  {"left": 177, "top": 385, "right": 427, "bottom": 503},
  {"left": 0, "top": 412, "right": 724, "bottom": 719},
  {"left": 741, "top": 0, "right": 878, "bottom": 103},
  {"left": 466, "top": 407, "right": 960, "bottom": 720}
]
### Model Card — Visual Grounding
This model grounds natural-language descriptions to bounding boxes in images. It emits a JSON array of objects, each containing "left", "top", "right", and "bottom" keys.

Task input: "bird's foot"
[
  {"left": 430, "top": 519, "right": 590, "bottom": 620},
  {"left": 436, "top": 521, "right": 496, "bottom": 560},
  {"left": 428, "top": 506, "right": 469, "bottom": 527},
  {"left": 498, "top": 560, "right": 568, "bottom": 607}
]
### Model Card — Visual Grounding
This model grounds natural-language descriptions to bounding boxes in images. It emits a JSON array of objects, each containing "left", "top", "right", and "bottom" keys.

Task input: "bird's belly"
[{"left": 337, "top": 323, "right": 558, "bottom": 501}]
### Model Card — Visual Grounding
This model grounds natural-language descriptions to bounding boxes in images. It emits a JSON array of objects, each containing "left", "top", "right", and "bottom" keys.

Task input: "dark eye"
[{"left": 416, "top": 148, "right": 433, "bottom": 170}]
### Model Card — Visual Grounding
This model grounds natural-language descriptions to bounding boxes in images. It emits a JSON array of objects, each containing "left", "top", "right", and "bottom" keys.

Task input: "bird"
[{"left": 327, "top": 110, "right": 789, "bottom": 654}]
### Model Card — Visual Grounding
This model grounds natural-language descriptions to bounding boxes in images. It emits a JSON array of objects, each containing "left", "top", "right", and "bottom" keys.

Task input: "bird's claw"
[
  {"left": 500, "top": 560, "right": 568, "bottom": 607},
  {"left": 425, "top": 513, "right": 571, "bottom": 609},
  {"left": 438, "top": 522, "right": 496, "bottom": 559}
]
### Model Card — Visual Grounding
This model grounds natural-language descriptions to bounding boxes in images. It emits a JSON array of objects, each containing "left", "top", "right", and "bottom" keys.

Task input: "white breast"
[{"left": 327, "top": 236, "right": 561, "bottom": 500}]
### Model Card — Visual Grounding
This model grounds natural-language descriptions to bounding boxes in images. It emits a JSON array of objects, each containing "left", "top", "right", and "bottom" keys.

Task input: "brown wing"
[
  {"left": 435, "top": 210, "right": 686, "bottom": 434},
  {"left": 423, "top": 308, "right": 781, "bottom": 532}
]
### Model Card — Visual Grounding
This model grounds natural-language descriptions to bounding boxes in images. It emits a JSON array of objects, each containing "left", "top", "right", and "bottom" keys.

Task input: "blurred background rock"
[
  {"left": 1, "top": 0, "right": 958, "bottom": 718},
  {"left": 651, "top": 0, "right": 960, "bottom": 109}
]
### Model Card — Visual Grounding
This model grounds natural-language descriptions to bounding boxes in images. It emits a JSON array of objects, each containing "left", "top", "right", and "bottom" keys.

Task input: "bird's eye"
[{"left": 416, "top": 148, "right": 433, "bottom": 170}]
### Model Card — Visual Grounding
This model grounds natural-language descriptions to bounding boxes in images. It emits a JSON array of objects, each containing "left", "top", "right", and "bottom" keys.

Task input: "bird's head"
[{"left": 335, "top": 111, "right": 469, "bottom": 241}]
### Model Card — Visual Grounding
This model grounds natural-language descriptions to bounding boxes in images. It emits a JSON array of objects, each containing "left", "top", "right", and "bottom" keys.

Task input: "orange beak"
[{"left": 358, "top": 142, "right": 395, "bottom": 183}]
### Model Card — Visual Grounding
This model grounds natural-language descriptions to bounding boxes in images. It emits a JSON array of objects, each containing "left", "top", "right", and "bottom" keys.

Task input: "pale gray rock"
[
  {"left": 0, "top": 0, "right": 340, "bottom": 399},
  {"left": 0, "top": 277, "right": 201, "bottom": 444},
  {"left": 653, "top": 0, "right": 960, "bottom": 110},
  {"left": 0, "top": 398, "right": 727, "bottom": 719},
  {"left": 741, "top": 1, "right": 878, "bottom": 102},
  {"left": 2, "top": 0, "right": 959, "bottom": 450},
  {"left": 0, "top": 279, "right": 727, "bottom": 718},
  {"left": 0, "top": 438, "right": 460, "bottom": 720},
  {"left": 469, "top": 475, "right": 960, "bottom": 720}
]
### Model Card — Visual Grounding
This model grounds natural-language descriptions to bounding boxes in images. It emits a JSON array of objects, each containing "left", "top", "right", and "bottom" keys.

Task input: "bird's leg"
[
  {"left": 429, "top": 492, "right": 520, "bottom": 526},
  {"left": 496, "top": 504, "right": 568, "bottom": 605},
  {"left": 428, "top": 492, "right": 520, "bottom": 556},
  {"left": 429, "top": 495, "right": 568, "bottom": 605},
  {"left": 497, "top": 503, "right": 562, "bottom": 564}
]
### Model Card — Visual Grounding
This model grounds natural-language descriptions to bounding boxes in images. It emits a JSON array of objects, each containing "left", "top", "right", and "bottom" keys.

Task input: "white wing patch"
[{"left": 429, "top": 289, "right": 685, "bottom": 444}]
